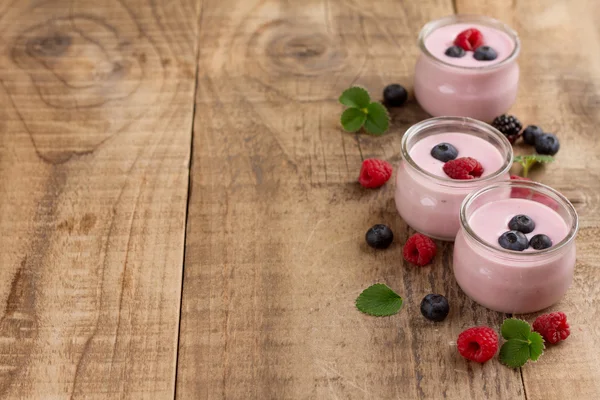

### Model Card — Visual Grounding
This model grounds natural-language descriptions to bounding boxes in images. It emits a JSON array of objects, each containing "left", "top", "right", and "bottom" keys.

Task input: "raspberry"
[
  {"left": 510, "top": 176, "right": 560, "bottom": 210},
  {"left": 510, "top": 175, "right": 533, "bottom": 199},
  {"left": 454, "top": 28, "right": 484, "bottom": 51},
  {"left": 403, "top": 233, "right": 436, "bottom": 266},
  {"left": 358, "top": 159, "right": 393, "bottom": 188},
  {"left": 533, "top": 312, "right": 570, "bottom": 344},
  {"left": 532, "top": 193, "right": 560, "bottom": 211},
  {"left": 457, "top": 326, "right": 498, "bottom": 363},
  {"left": 443, "top": 157, "right": 484, "bottom": 180}
]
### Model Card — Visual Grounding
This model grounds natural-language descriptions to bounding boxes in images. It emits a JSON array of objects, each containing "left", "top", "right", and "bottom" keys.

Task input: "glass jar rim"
[
  {"left": 417, "top": 14, "right": 521, "bottom": 71},
  {"left": 400, "top": 116, "right": 513, "bottom": 188},
  {"left": 460, "top": 180, "right": 579, "bottom": 258}
]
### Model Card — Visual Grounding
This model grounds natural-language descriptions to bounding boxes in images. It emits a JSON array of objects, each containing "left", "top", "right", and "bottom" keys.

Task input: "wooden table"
[{"left": 0, "top": 0, "right": 598, "bottom": 398}]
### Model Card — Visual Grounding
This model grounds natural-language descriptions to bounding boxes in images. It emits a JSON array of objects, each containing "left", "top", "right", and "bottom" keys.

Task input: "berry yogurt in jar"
[
  {"left": 414, "top": 15, "right": 520, "bottom": 122},
  {"left": 453, "top": 181, "right": 578, "bottom": 313},
  {"left": 394, "top": 116, "right": 513, "bottom": 241}
]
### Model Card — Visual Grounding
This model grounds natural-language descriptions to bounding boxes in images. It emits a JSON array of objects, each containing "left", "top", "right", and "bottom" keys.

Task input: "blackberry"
[{"left": 492, "top": 114, "right": 523, "bottom": 144}]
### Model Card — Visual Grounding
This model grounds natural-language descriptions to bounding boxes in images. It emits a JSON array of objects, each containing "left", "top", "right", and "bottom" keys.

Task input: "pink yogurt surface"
[
  {"left": 409, "top": 132, "right": 504, "bottom": 179},
  {"left": 424, "top": 23, "right": 515, "bottom": 68},
  {"left": 469, "top": 198, "right": 569, "bottom": 251}
]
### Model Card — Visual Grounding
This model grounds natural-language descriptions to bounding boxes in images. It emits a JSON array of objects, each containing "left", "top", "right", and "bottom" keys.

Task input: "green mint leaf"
[
  {"left": 528, "top": 331, "right": 545, "bottom": 361},
  {"left": 499, "top": 339, "right": 530, "bottom": 368},
  {"left": 339, "top": 86, "right": 371, "bottom": 109},
  {"left": 501, "top": 318, "right": 531, "bottom": 341},
  {"left": 513, "top": 154, "right": 555, "bottom": 178},
  {"left": 340, "top": 108, "right": 367, "bottom": 132},
  {"left": 363, "top": 102, "right": 390, "bottom": 135},
  {"left": 355, "top": 283, "right": 403, "bottom": 317},
  {"left": 514, "top": 154, "right": 555, "bottom": 164}
]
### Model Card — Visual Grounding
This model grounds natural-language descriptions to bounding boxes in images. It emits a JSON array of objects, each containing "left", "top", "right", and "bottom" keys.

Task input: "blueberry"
[
  {"left": 473, "top": 46, "right": 498, "bottom": 61},
  {"left": 508, "top": 214, "right": 536, "bottom": 234},
  {"left": 522, "top": 125, "right": 544, "bottom": 146},
  {"left": 383, "top": 84, "right": 408, "bottom": 107},
  {"left": 445, "top": 45, "right": 466, "bottom": 58},
  {"left": 420, "top": 294, "right": 450, "bottom": 322},
  {"left": 535, "top": 133, "right": 560, "bottom": 155},
  {"left": 365, "top": 224, "right": 394, "bottom": 249},
  {"left": 430, "top": 143, "right": 459, "bottom": 162},
  {"left": 498, "top": 231, "right": 529, "bottom": 251},
  {"left": 530, "top": 234, "right": 553, "bottom": 250}
]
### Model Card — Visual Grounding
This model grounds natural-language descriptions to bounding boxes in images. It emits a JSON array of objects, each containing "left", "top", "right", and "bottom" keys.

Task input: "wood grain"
[
  {"left": 0, "top": 0, "right": 198, "bottom": 398},
  {"left": 178, "top": 0, "right": 535, "bottom": 399},
  {"left": 453, "top": 1, "right": 600, "bottom": 399}
]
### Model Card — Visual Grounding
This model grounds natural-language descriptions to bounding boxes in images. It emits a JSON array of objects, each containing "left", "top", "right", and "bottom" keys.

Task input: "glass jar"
[
  {"left": 394, "top": 116, "right": 512, "bottom": 241},
  {"left": 414, "top": 15, "right": 520, "bottom": 122},
  {"left": 453, "top": 181, "right": 579, "bottom": 314}
]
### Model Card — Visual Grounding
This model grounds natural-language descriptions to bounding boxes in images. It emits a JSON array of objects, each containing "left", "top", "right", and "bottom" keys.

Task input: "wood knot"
[
  {"left": 244, "top": 18, "right": 364, "bottom": 101},
  {"left": 266, "top": 32, "right": 345, "bottom": 76},
  {"left": 27, "top": 34, "right": 72, "bottom": 57},
  {"left": 13, "top": 16, "right": 143, "bottom": 108},
  {"left": 8, "top": 12, "right": 162, "bottom": 163}
]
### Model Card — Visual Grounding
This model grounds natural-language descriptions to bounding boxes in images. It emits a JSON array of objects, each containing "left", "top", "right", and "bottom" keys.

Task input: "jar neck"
[
  {"left": 459, "top": 181, "right": 579, "bottom": 261},
  {"left": 401, "top": 116, "right": 513, "bottom": 189},
  {"left": 418, "top": 14, "right": 520, "bottom": 72}
]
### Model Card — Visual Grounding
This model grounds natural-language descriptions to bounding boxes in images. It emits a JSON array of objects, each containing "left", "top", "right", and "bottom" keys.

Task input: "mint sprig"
[
  {"left": 499, "top": 318, "right": 545, "bottom": 368},
  {"left": 513, "top": 154, "right": 555, "bottom": 178},
  {"left": 355, "top": 283, "right": 403, "bottom": 316},
  {"left": 339, "top": 87, "right": 390, "bottom": 135}
]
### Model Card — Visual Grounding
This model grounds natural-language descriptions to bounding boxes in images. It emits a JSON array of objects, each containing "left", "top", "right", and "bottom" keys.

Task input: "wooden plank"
[
  {"left": 453, "top": 1, "right": 600, "bottom": 399},
  {"left": 178, "top": 1, "right": 524, "bottom": 398},
  {"left": 0, "top": 0, "right": 199, "bottom": 398}
]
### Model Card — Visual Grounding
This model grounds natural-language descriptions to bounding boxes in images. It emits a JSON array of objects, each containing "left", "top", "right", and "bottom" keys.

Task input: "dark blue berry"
[
  {"left": 522, "top": 125, "right": 544, "bottom": 146},
  {"left": 473, "top": 46, "right": 498, "bottom": 61},
  {"left": 530, "top": 234, "right": 553, "bottom": 250},
  {"left": 366, "top": 224, "right": 394, "bottom": 249},
  {"left": 498, "top": 231, "right": 529, "bottom": 251},
  {"left": 383, "top": 84, "right": 408, "bottom": 107},
  {"left": 445, "top": 45, "right": 466, "bottom": 58},
  {"left": 430, "top": 142, "right": 458, "bottom": 162},
  {"left": 508, "top": 214, "right": 536, "bottom": 234},
  {"left": 420, "top": 294, "right": 450, "bottom": 322},
  {"left": 535, "top": 133, "right": 560, "bottom": 155}
]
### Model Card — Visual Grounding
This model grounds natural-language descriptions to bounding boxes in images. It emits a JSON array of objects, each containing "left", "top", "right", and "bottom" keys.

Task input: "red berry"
[
  {"left": 510, "top": 176, "right": 560, "bottom": 210},
  {"left": 533, "top": 312, "right": 570, "bottom": 344},
  {"left": 457, "top": 326, "right": 499, "bottom": 363},
  {"left": 443, "top": 157, "right": 484, "bottom": 180},
  {"left": 532, "top": 193, "right": 561, "bottom": 211},
  {"left": 358, "top": 159, "right": 393, "bottom": 188},
  {"left": 403, "top": 233, "right": 436, "bottom": 266},
  {"left": 510, "top": 175, "right": 533, "bottom": 199},
  {"left": 454, "top": 28, "right": 484, "bottom": 51}
]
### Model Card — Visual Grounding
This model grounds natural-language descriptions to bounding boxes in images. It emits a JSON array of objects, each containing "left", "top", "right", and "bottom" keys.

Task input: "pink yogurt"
[
  {"left": 454, "top": 181, "right": 579, "bottom": 314},
  {"left": 394, "top": 117, "right": 512, "bottom": 241},
  {"left": 414, "top": 15, "right": 520, "bottom": 122}
]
